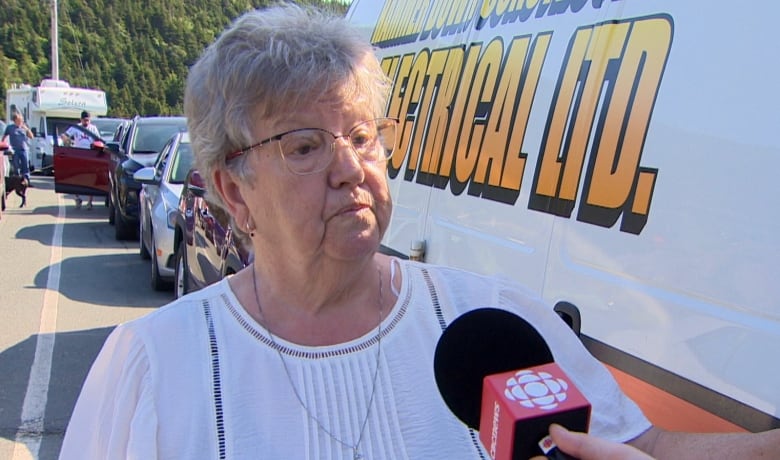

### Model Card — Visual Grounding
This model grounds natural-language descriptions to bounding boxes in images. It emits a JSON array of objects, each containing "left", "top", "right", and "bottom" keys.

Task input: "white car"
[{"left": 134, "top": 131, "right": 193, "bottom": 291}]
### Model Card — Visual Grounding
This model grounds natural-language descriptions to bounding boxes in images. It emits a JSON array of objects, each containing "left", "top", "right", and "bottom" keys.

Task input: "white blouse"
[{"left": 60, "top": 260, "right": 650, "bottom": 459}]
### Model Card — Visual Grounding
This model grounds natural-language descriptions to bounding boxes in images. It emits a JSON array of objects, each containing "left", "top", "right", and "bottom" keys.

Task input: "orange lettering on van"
[
  {"left": 404, "top": 50, "right": 432, "bottom": 179},
  {"left": 500, "top": 32, "right": 551, "bottom": 192},
  {"left": 532, "top": 25, "right": 591, "bottom": 200},
  {"left": 439, "top": 43, "right": 482, "bottom": 178},
  {"left": 386, "top": 53, "right": 417, "bottom": 174},
  {"left": 472, "top": 33, "right": 551, "bottom": 193},
  {"left": 454, "top": 39, "right": 503, "bottom": 185},
  {"left": 528, "top": 15, "right": 670, "bottom": 235},
  {"left": 580, "top": 16, "right": 668, "bottom": 234},
  {"left": 420, "top": 47, "right": 464, "bottom": 175},
  {"left": 585, "top": 17, "right": 668, "bottom": 213},
  {"left": 561, "top": 22, "right": 630, "bottom": 201}
]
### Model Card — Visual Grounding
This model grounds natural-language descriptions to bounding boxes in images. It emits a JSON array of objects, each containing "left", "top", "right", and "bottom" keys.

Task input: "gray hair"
[{"left": 184, "top": 2, "right": 391, "bottom": 242}]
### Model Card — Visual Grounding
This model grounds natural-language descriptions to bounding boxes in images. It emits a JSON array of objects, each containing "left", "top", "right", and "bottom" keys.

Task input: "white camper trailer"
[
  {"left": 5, "top": 79, "right": 107, "bottom": 173},
  {"left": 347, "top": 0, "right": 780, "bottom": 433}
]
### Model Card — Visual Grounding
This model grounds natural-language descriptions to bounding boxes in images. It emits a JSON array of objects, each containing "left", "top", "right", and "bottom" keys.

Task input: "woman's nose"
[{"left": 328, "top": 136, "right": 365, "bottom": 184}]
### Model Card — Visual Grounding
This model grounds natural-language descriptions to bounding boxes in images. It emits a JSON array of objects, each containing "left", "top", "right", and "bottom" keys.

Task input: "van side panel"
[{"left": 348, "top": 0, "right": 780, "bottom": 430}]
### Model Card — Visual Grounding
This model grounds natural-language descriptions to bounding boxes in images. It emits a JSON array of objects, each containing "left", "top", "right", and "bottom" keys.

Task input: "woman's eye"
[
  {"left": 350, "top": 131, "right": 374, "bottom": 150},
  {"left": 282, "top": 133, "right": 324, "bottom": 157},
  {"left": 289, "top": 143, "right": 317, "bottom": 156}
]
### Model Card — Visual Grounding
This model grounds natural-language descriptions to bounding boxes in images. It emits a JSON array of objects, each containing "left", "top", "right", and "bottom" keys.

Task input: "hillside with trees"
[{"left": 0, "top": 0, "right": 349, "bottom": 117}]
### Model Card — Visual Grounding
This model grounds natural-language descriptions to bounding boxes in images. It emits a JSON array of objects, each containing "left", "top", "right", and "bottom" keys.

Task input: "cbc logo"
[{"left": 503, "top": 370, "right": 569, "bottom": 410}]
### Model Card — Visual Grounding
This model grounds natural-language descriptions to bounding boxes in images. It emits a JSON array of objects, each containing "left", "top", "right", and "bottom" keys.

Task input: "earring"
[{"left": 246, "top": 220, "right": 256, "bottom": 238}]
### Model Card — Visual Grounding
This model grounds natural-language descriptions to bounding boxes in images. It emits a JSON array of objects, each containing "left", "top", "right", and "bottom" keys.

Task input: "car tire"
[
  {"left": 108, "top": 194, "right": 115, "bottom": 225},
  {"left": 139, "top": 221, "right": 151, "bottom": 259},
  {"left": 151, "top": 237, "right": 171, "bottom": 291},
  {"left": 174, "top": 240, "right": 189, "bottom": 299},
  {"left": 114, "top": 204, "right": 135, "bottom": 240}
]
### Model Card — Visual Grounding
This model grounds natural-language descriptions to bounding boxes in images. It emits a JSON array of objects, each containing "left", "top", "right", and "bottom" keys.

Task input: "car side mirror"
[
  {"left": 92, "top": 140, "right": 106, "bottom": 151},
  {"left": 104, "top": 141, "right": 120, "bottom": 155},
  {"left": 133, "top": 166, "right": 158, "bottom": 184},
  {"left": 187, "top": 169, "right": 207, "bottom": 198}
]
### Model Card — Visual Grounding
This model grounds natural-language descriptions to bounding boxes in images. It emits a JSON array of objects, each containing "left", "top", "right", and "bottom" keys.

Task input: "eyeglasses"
[{"left": 226, "top": 117, "right": 399, "bottom": 175}]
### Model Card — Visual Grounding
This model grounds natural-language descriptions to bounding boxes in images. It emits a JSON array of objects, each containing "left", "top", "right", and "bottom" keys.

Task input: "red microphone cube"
[{"left": 479, "top": 362, "right": 591, "bottom": 459}]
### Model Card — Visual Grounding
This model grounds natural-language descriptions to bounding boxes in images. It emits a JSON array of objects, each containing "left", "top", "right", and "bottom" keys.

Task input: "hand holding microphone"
[
  {"left": 433, "top": 308, "right": 591, "bottom": 460},
  {"left": 530, "top": 425, "right": 655, "bottom": 460}
]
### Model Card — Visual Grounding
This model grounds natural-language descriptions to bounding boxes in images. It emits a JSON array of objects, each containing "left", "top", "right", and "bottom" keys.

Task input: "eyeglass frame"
[{"left": 225, "top": 117, "right": 399, "bottom": 175}]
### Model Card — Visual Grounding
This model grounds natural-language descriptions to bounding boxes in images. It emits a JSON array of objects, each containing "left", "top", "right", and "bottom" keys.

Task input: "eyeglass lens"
[{"left": 276, "top": 118, "right": 396, "bottom": 174}]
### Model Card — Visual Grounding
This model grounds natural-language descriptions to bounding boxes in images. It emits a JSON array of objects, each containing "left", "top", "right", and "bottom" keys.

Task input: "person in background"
[
  {"left": 61, "top": 110, "right": 100, "bottom": 210},
  {"left": 2, "top": 112, "right": 33, "bottom": 187},
  {"left": 59, "top": 3, "right": 780, "bottom": 459}
]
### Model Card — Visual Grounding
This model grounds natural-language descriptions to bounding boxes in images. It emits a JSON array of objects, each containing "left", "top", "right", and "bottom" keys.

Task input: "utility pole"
[{"left": 51, "top": 0, "right": 59, "bottom": 80}]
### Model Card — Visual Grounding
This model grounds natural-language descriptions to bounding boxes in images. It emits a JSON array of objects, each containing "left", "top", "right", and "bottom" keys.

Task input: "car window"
[
  {"left": 154, "top": 140, "right": 173, "bottom": 173},
  {"left": 170, "top": 143, "right": 194, "bottom": 184},
  {"left": 132, "top": 123, "right": 186, "bottom": 154},
  {"left": 92, "top": 119, "right": 124, "bottom": 140},
  {"left": 60, "top": 124, "right": 100, "bottom": 149},
  {"left": 112, "top": 123, "right": 126, "bottom": 143}
]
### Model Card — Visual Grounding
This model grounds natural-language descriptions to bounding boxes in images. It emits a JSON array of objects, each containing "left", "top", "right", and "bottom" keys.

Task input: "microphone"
[{"left": 433, "top": 308, "right": 591, "bottom": 459}]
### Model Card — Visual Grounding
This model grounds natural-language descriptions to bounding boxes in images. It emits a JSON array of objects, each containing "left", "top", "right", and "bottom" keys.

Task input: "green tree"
[{"left": 0, "top": 0, "right": 350, "bottom": 117}]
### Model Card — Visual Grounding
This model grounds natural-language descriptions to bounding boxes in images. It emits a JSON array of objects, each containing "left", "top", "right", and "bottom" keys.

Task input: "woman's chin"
[{"left": 325, "top": 231, "right": 381, "bottom": 261}]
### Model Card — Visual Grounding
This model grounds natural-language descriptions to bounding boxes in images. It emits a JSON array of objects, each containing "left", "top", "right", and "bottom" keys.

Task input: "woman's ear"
[{"left": 212, "top": 168, "right": 251, "bottom": 226}]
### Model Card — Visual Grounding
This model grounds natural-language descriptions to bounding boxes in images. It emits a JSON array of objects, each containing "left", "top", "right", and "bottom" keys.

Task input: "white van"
[{"left": 347, "top": 0, "right": 780, "bottom": 433}]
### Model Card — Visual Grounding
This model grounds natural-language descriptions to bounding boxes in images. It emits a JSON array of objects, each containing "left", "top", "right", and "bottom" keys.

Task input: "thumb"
[
  {"left": 548, "top": 424, "right": 655, "bottom": 460},
  {"left": 548, "top": 424, "right": 588, "bottom": 456}
]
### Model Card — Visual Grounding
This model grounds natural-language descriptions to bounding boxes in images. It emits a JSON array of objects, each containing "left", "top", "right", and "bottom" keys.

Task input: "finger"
[
  {"left": 549, "top": 424, "right": 654, "bottom": 460},
  {"left": 549, "top": 424, "right": 591, "bottom": 457}
]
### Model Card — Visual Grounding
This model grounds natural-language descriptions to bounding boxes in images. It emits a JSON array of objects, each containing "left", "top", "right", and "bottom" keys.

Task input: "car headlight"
[
  {"left": 163, "top": 190, "right": 180, "bottom": 229},
  {"left": 167, "top": 208, "right": 178, "bottom": 229}
]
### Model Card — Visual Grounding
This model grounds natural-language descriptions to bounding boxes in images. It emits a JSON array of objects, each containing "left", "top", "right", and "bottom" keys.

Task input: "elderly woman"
[{"left": 60, "top": 3, "right": 779, "bottom": 460}]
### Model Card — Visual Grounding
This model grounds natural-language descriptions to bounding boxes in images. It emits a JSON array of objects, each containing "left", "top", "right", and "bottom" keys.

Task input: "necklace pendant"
[{"left": 353, "top": 447, "right": 363, "bottom": 460}]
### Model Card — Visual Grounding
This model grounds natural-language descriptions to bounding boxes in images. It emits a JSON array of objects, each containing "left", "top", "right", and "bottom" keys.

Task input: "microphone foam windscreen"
[{"left": 433, "top": 308, "right": 554, "bottom": 429}]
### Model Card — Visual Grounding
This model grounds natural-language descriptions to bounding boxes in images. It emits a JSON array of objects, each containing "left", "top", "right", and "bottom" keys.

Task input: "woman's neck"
[{"left": 234, "top": 254, "right": 393, "bottom": 345}]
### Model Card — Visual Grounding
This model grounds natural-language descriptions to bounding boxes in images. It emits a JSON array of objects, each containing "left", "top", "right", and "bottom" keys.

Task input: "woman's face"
[{"left": 220, "top": 99, "right": 393, "bottom": 267}]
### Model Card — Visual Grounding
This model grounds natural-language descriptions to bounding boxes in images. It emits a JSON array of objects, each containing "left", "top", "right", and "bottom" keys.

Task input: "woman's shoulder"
[
  {"left": 398, "top": 258, "right": 548, "bottom": 316},
  {"left": 118, "top": 279, "right": 231, "bottom": 337},
  {"left": 400, "top": 259, "right": 526, "bottom": 292}
]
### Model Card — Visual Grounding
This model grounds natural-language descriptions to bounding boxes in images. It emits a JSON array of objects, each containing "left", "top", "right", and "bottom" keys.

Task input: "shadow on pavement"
[
  {"left": 0, "top": 327, "right": 114, "bottom": 460},
  {"left": 32, "top": 253, "right": 173, "bottom": 306},
  {"left": 15, "top": 221, "right": 128, "bottom": 249}
]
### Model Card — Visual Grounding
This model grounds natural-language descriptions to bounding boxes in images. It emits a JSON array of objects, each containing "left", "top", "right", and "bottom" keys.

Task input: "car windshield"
[
  {"left": 133, "top": 123, "right": 186, "bottom": 155},
  {"left": 92, "top": 118, "right": 124, "bottom": 139},
  {"left": 170, "top": 143, "right": 194, "bottom": 184}
]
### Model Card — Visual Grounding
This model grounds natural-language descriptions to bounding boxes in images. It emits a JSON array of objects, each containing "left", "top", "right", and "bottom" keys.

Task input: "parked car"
[
  {"left": 174, "top": 168, "right": 251, "bottom": 298},
  {"left": 135, "top": 131, "right": 194, "bottom": 291},
  {"left": 104, "top": 116, "right": 187, "bottom": 240},
  {"left": 91, "top": 117, "right": 128, "bottom": 141}
]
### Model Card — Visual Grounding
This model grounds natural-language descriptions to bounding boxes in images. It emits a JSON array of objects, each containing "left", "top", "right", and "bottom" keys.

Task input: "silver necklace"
[{"left": 251, "top": 264, "right": 383, "bottom": 460}]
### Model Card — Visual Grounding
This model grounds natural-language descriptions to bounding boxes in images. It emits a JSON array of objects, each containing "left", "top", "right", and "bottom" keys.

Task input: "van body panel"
[{"left": 348, "top": 0, "right": 780, "bottom": 430}]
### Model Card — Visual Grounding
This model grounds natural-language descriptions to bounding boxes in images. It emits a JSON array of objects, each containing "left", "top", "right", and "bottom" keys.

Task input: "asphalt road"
[{"left": 0, "top": 175, "right": 173, "bottom": 460}]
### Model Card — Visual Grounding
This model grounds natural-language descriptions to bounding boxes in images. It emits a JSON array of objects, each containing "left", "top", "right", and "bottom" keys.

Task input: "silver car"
[{"left": 134, "top": 131, "right": 194, "bottom": 290}]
